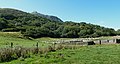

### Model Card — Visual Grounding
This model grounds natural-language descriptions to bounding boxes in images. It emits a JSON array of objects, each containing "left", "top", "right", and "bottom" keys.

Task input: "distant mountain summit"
[
  {"left": 0, "top": 8, "right": 63, "bottom": 22},
  {"left": 31, "top": 11, "right": 63, "bottom": 22}
]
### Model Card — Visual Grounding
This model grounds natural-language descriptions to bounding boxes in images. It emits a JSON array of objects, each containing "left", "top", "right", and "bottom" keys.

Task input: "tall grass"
[{"left": 0, "top": 44, "right": 79, "bottom": 63}]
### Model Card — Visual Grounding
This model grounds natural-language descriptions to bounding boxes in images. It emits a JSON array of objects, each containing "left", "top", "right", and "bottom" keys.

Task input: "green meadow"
[
  {"left": 2, "top": 44, "right": 120, "bottom": 64},
  {"left": 0, "top": 32, "right": 120, "bottom": 64},
  {"left": 0, "top": 32, "right": 54, "bottom": 48}
]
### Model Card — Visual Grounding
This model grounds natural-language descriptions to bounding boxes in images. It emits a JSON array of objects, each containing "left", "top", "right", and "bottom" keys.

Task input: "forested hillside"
[
  {"left": 31, "top": 11, "right": 63, "bottom": 22},
  {"left": 0, "top": 8, "right": 119, "bottom": 38}
]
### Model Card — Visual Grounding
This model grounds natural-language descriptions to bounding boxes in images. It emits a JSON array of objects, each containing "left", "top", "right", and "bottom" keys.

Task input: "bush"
[
  {"left": 0, "top": 44, "right": 81, "bottom": 63},
  {"left": 0, "top": 46, "right": 30, "bottom": 62}
]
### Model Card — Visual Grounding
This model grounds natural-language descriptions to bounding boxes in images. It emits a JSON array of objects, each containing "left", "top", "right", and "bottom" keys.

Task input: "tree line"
[{"left": 0, "top": 8, "right": 119, "bottom": 38}]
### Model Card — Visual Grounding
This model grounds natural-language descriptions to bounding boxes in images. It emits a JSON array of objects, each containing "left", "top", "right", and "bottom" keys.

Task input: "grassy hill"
[
  {"left": 0, "top": 8, "right": 118, "bottom": 38},
  {"left": 0, "top": 32, "right": 53, "bottom": 48}
]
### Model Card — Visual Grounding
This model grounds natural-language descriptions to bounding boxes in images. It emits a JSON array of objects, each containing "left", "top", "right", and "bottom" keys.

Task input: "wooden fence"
[{"left": 57, "top": 39, "right": 120, "bottom": 45}]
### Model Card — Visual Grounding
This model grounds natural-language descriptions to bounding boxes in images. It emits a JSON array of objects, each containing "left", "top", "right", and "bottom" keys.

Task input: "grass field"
[
  {"left": 1, "top": 44, "right": 120, "bottom": 64},
  {"left": 0, "top": 32, "right": 72, "bottom": 48},
  {"left": 0, "top": 32, "right": 120, "bottom": 64},
  {"left": 0, "top": 32, "right": 56, "bottom": 48}
]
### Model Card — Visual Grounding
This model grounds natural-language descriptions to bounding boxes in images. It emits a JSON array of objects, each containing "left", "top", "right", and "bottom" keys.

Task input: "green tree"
[{"left": 0, "top": 18, "right": 8, "bottom": 30}]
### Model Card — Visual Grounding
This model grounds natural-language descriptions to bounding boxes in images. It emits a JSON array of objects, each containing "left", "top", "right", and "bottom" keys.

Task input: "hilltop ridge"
[{"left": 31, "top": 11, "right": 63, "bottom": 22}]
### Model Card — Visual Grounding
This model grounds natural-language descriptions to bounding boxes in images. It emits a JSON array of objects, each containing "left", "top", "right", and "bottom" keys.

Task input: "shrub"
[{"left": 0, "top": 44, "right": 81, "bottom": 63}]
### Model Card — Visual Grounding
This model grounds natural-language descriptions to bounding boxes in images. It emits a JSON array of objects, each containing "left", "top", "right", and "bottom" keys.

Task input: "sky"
[{"left": 0, "top": 0, "right": 120, "bottom": 30}]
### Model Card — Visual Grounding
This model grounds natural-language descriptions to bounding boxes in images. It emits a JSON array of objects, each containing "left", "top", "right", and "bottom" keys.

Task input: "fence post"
[
  {"left": 99, "top": 40, "right": 101, "bottom": 45},
  {"left": 53, "top": 42, "right": 56, "bottom": 50},
  {"left": 11, "top": 42, "right": 13, "bottom": 48},
  {"left": 113, "top": 39, "right": 116, "bottom": 43},
  {"left": 107, "top": 40, "right": 109, "bottom": 43},
  {"left": 36, "top": 42, "right": 39, "bottom": 54}
]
